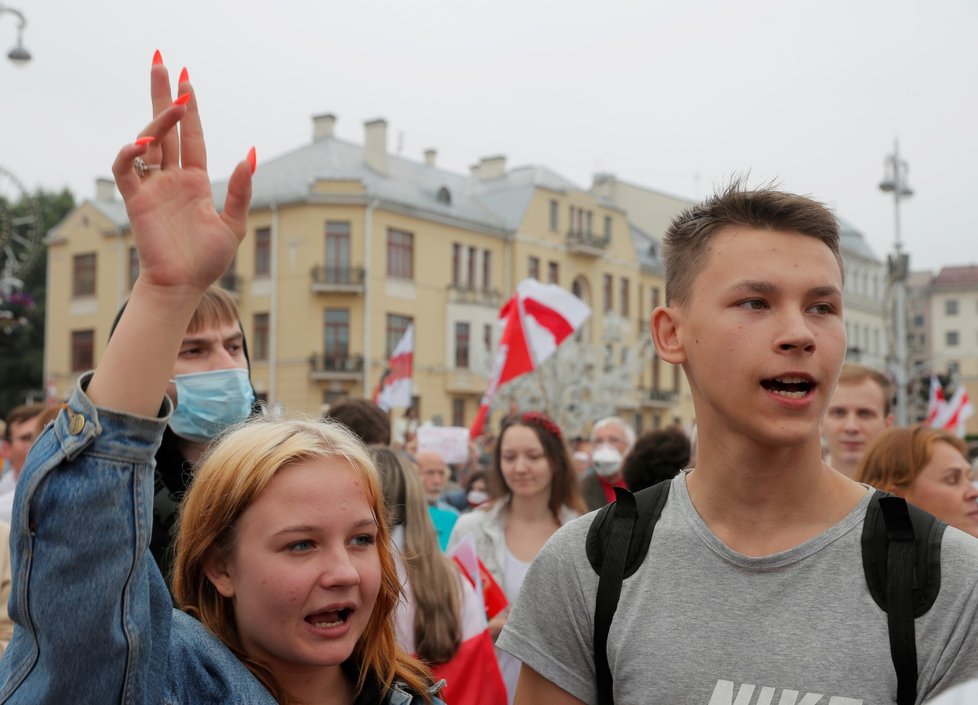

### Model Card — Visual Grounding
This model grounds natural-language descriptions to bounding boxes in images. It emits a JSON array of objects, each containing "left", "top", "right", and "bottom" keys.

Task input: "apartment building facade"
[{"left": 44, "top": 114, "right": 687, "bottom": 436}]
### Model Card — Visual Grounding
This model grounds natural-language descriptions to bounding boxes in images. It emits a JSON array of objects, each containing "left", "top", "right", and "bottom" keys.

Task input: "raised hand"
[
  {"left": 90, "top": 52, "right": 255, "bottom": 416},
  {"left": 110, "top": 54, "right": 254, "bottom": 297}
]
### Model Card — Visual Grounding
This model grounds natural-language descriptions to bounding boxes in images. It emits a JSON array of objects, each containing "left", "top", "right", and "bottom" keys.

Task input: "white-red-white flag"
[
  {"left": 938, "top": 385, "right": 974, "bottom": 438},
  {"left": 925, "top": 375, "right": 945, "bottom": 427},
  {"left": 376, "top": 324, "right": 414, "bottom": 411},
  {"left": 470, "top": 280, "right": 590, "bottom": 437}
]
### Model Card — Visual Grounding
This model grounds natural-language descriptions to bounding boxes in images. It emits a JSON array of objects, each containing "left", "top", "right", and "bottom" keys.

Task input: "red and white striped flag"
[
  {"left": 376, "top": 324, "right": 413, "bottom": 411},
  {"left": 924, "top": 375, "right": 945, "bottom": 427},
  {"left": 936, "top": 385, "right": 974, "bottom": 438},
  {"left": 470, "top": 279, "right": 590, "bottom": 438}
]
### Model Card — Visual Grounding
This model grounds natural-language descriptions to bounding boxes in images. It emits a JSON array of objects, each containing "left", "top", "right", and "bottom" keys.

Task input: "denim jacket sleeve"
[{"left": 0, "top": 373, "right": 175, "bottom": 704}]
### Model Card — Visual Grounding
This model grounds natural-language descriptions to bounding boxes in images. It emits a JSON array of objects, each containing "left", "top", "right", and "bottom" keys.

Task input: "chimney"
[
  {"left": 424, "top": 148, "right": 437, "bottom": 167},
  {"left": 95, "top": 177, "right": 116, "bottom": 202},
  {"left": 472, "top": 154, "right": 506, "bottom": 180},
  {"left": 363, "top": 118, "right": 388, "bottom": 175},
  {"left": 312, "top": 113, "right": 336, "bottom": 141}
]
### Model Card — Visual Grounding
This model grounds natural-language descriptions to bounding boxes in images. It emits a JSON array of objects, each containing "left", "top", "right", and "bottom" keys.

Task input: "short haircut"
[
  {"left": 663, "top": 180, "right": 844, "bottom": 307},
  {"left": 185, "top": 286, "right": 241, "bottom": 335},
  {"left": 622, "top": 427, "right": 691, "bottom": 493},
  {"left": 855, "top": 425, "right": 967, "bottom": 491},
  {"left": 323, "top": 398, "right": 391, "bottom": 446},
  {"left": 836, "top": 363, "right": 894, "bottom": 416},
  {"left": 590, "top": 416, "right": 636, "bottom": 450},
  {"left": 111, "top": 285, "right": 241, "bottom": 339},
  {"left": 5, "top": 403, "right": 45, "bottom": 441}
]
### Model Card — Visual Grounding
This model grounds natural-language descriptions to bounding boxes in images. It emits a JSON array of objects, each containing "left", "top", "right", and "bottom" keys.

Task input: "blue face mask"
[{"left": 169, "top": 368, "right": 256, "bottom": 443}]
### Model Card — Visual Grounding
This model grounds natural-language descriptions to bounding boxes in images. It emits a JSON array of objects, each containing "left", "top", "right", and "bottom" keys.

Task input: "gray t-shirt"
[{"left": 497, "top": 473, "right": 978, "bottom": 705}]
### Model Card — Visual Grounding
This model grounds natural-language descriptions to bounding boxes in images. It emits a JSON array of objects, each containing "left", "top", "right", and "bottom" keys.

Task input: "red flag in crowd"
[
  {"left": 924, "top": 375, "right": 945, "bottom": 426},
  {"left": 375, "top": 324, "right": 414, "bottom": 411},
  {"left": 470, "top": 280, "right": 590, "bottom": 438},
  {"left": 927, "top": 377, "right": 974, "bottom": 438},
  {"left": 935, "top": 385, "right": 974, "bottom": 438}
]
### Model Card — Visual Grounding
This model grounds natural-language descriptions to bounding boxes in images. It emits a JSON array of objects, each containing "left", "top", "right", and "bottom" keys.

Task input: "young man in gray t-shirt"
[{"left": 496, "top": 185, "right": 978, "bottom": 705}]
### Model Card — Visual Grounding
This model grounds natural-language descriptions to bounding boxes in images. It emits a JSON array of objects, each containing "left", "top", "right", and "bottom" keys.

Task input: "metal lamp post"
[
  {"left": 879, "top": 139, "right": 913, "bottom": 426},
  {"left": 0, "top": 3, "right": 30, "bottom": 66}
]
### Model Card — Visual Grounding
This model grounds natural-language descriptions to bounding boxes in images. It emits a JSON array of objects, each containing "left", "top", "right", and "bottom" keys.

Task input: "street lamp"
[
  {"left": 0, "top": 4, "right": 31, "bottom": 66},
  {"left": 879, "top": 139, "right": 913, "bottom": 425}
]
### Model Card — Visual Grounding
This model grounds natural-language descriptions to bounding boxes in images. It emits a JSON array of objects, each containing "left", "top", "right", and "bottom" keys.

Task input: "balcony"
[
  {"left": 308, "top": 354, "right": 364, "bottom": 381},
  {"left": 310, "top": 266, "right": 366, "bottom": 294},
  {"left": 644, "top": 388, "right": 677, "bottom": 408},
  {"left": 566, "top": 229, "right": 610, "bottom": 257},
  {"left": 447, "top": 283, "right": 503, "bottom": 308}
]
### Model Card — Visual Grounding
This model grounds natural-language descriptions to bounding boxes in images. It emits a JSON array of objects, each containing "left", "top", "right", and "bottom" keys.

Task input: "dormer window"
[{"left": 436, "top": 186, "right": 452, "bottom": 205}]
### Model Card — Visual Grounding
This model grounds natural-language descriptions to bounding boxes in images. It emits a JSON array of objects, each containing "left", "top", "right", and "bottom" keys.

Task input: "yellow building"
[{"left": 44, "top": 114, "right": 689, "bottom": 435}]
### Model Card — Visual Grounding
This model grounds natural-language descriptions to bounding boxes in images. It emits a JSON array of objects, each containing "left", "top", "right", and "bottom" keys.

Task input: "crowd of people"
[{"left": 0, "top": 54, "right": 976, "bottom": 705}]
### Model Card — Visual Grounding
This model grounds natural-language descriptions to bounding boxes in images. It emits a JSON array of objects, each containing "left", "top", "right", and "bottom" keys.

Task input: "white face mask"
[
  {"left": 467, "top": 489, "right": 489, "bottom": 506},
  {"left": 591, "top": 443, "right": 623, "bottom": 478}
]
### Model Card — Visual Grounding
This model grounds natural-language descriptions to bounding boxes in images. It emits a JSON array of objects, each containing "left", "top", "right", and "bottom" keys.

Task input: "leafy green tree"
[{"left": 0, "top": 188, "right": 75, "bottom": 417}]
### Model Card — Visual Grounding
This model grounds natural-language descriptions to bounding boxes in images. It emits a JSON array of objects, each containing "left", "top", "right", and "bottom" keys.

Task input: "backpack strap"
[
  {"left": 586, "top": 481, "right": 671, "bottom": 705},
  {"left": 861, "top": 491, "right": 947, "bottom": 705}
]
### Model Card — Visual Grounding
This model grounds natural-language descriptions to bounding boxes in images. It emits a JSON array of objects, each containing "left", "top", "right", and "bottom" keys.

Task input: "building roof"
[
  {"left": 837, "top": 218, "right": 880, "bottom": 262},
  {"left": 629, "top": 223, "right": 664, "bottom": 274},
  {"left": 933, "top": 264, "right": 978, "bottom": 288},
  {"left": 89, "top": 198, "right": 129, "bottom": 229},
  {"left": 209, "top": 136, "right": 598, "bottom": 237}
]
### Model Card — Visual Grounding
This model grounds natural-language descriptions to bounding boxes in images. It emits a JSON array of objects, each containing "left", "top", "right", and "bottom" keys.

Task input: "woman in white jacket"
[{"left": 448, "top": 412, "right": 584, "bottom": 703}]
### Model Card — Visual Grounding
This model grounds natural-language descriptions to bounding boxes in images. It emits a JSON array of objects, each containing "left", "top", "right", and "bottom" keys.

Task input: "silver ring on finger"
[{"left": 133, "top": 157, "right": 162, "bottom": 178}]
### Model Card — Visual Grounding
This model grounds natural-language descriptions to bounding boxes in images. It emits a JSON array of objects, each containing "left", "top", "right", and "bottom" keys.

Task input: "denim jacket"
[{"left": 0, "top": 374, "right": 438, "bottom": 705}]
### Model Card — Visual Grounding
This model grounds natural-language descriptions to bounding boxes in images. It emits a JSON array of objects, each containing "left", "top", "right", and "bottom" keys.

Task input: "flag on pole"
[
  {"left": 470, "top": 279, "right": 590, "bottom": 438},
  {"left": 924, "top": 375, "right": 945, "bottom": 427},
  {"left": 937, "top": 385, "right": 974, "bottom": 438},
  {"left": 376, "top": 324, "right": 414, "bottom": 411}
]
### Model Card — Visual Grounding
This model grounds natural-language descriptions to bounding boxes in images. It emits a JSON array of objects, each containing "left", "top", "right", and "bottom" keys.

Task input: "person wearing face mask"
[
  {"left": 580, "top": 416, "right": 635, "bottom": 511},
  {"left": 110, "top": 285, "right": 258, "bottom": 586}
]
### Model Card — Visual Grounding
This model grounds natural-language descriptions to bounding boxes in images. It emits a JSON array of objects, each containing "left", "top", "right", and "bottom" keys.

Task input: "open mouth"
[
  {"left": 306, "top": 608, "right": 353, "bottom": 629},
  {"left": 761, "top": 376, "right": 815, "bottom": 399}
]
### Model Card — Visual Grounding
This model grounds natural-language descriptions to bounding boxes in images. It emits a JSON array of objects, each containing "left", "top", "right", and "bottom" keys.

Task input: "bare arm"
[{"left": 513, "top": 665, "right": 588, "bottom": 705}]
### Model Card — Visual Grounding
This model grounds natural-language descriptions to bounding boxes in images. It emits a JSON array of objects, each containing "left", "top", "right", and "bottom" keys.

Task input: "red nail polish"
[
  {"left": 134, "top": 136, "right": 156, "bottom": 146},
  {"left": 178, "top": 67, "right": 189, "bottom": 84},
  {"left": 152, "top": 50, "right": 163, "bottom": 66},
  {"left": 247, "top": 147, "right": 257, "bottom": 174},
  {"left": 172, "top": 93, "right": 191, "bottom": 106}
]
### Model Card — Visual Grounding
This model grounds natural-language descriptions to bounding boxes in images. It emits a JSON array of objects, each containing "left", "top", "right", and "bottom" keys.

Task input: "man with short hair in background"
[
  {"left": 821, "top": 362, "right": 894, "bottom": 478},
  {"left": 416, "top": 449, "right": 459, "bottom": 550},
  {"left": 0, "top": 403, "right": 45, "bottom": 522}
]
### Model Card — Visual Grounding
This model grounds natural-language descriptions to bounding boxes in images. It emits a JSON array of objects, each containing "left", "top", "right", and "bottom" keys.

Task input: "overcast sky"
[{"left": 3, "top": 0, "right": 975, "bottom": 272}]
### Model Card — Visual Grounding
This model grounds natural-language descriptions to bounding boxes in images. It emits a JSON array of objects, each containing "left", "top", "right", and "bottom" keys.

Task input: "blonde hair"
[
  {"left": 855, "top": 425, "right": 968, "bottom": 491},
  {"left": 187, "top": 286, "right": 241, "bottom": 334},
  {"left": 370, "top": 447, "right": 462, "bottom": 664},
  {"left": 171, "top": 418, "right": 432, "bottom": 703}
]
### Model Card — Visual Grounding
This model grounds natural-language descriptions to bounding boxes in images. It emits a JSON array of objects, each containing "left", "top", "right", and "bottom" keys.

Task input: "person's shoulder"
[
  {"left": 940, "top": 527, "right": 978, "bottom": 569},
  {"left": 450, "top": 505, "right": 491, "bottom": 535}
]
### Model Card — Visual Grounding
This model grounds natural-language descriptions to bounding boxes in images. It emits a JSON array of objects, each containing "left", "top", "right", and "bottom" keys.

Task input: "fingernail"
[
  {"left": 172, "top": 93, "right": 191, "bottom": 106},
  {"left": 178, "top": 67, "right": 189, "bottom": 84},
  {"left": 152, "top": 50, "right": 163, "bottom": 66},
  {"left": 247, "top": 147, "right": 257, "bottom": 174},
  {"left": 134, "top": 136, "right": 156, "bottom": 146}
]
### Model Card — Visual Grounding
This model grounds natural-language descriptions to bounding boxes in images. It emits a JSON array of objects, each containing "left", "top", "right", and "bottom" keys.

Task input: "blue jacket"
[{"left": 0, "top": 374, "right": 437, "bottom": 705}]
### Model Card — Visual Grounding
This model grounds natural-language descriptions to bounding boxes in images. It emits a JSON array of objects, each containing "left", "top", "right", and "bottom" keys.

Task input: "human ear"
[
  {"left": 202, "top": 546, "right": 236, "bottom": 598},
  {"left": 651, "top": 306, "right": 686, "bottom": 365}
]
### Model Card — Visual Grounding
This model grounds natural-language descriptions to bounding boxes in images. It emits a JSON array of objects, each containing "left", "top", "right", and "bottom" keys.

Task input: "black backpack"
[{"left": 585, "top": 481, "right": 946, "bottom": 705}]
